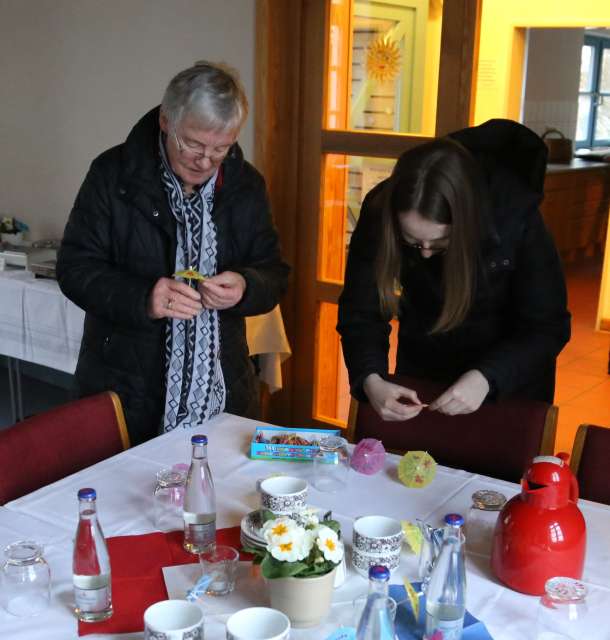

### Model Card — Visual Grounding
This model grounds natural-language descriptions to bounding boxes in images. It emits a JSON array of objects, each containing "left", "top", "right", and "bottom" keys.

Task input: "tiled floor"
[{"left": 554, "top": 258, "right": 610, "bottom": 454}]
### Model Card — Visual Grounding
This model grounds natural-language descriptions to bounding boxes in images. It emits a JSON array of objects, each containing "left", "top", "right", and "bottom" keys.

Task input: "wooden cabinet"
[{"left": 541, "top": 160, "right": 610, "bottom": 261}]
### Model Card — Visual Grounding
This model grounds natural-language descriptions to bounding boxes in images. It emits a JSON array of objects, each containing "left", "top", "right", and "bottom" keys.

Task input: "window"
[{"left": 576, "top": 35, "right": 610, "bottom": 148}]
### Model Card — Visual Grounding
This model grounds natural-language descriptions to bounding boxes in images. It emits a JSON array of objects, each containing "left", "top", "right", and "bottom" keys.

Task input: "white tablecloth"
[
  {"left": 0, "top": 272, "right": 290, "bottom": 390},
  {"left": 1, "top": 414, "right": 609, "bottom": 639}
]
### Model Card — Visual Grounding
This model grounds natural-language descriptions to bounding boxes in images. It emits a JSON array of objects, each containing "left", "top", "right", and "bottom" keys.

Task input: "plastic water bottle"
[
  {"left": 72, "top": 487, "right": 113, "bottom": 622},
  {"left": 356, "top": 565, "right": 398, "bottom": 640},
  {"left": 424, "top": 513, "right": 466, "bottom": 640},
  {"left": 183, "top": 434, "right": 216, "bottom": 554}
]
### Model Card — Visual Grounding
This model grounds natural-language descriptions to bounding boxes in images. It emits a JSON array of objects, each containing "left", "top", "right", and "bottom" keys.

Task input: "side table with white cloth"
[
  {"left": 1, "top": 413, "right": 610, "bottom": 639},
  {"left": 0, "top": 271, "right": 291, "bottom": 423}
]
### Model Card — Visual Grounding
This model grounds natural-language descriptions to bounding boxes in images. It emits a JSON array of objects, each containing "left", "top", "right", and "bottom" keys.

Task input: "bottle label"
[
  {"left": 189, "top": 521, "right": 216, "bottom": 546},
  {"left": 425, "top": 618, "right": 463, "bottom": 640},
  {"left": 74, "top": 585, "right": 110, "bottom": 612}
]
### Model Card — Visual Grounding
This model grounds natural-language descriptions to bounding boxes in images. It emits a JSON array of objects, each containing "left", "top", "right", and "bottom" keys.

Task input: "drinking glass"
[
  {"left": 466, "top": 489, "right": 506, "bottom": 555},
  {"left": 0, "top": 540, "right": 51, "bottom": 616},
  {"left": 313, "top": 436, "right": 350, "bottom": 492},
  {"left": 199, "top": 545, "right": 239, "bottom": 596},
  {"left": 535, "top": 577, "right": 588, "bottom": 640},
  {"left": 153, "top": 468, "right": 186, "bottom": 532}
]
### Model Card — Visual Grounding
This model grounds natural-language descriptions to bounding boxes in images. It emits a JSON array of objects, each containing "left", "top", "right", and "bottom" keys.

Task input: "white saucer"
[{"left": 240, "top": 513, "right": 266, "bottom": 545}]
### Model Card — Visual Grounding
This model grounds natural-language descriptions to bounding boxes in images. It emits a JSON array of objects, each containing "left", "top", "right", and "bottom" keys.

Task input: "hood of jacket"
[{"left": 449, "top": 118, "right": 548, "bottom": 198}]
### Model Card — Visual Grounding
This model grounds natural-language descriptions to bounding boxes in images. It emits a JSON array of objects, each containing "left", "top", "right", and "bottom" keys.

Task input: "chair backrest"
[
  {"left": 0, "top": 391, "right": 130, "bottom": 504},
  {"left": 570, "top": 423, "right": 610, "bottom": 505},
  {"left": 346, "top": 374, "right": 557, "bottom": 483}
]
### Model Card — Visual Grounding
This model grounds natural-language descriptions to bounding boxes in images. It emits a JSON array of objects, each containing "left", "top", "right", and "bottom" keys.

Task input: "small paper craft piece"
[
  {"left": 351, "top": 438, "right": 386, "bottom": 475},
  {"left": 173, "top": 268, "right": 207, "bottom": 281},
  {"left": 401, "top": 520, "right": 423, "bottom": 555},
  {"left": 397, "top": 451, "right": 437, "bottom": 489},
  {"left": 403, "top": 578, "right": 420, "bottom": 623},
  {"left": 389, "top": 584, "right": 494, "bottom": 640}
]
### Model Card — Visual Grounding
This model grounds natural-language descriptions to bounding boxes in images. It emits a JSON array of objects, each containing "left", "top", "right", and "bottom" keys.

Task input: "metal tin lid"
[
  {"left": 369, "top": 565, "right": 390, "bottom": 581},
  {"left": 471, "top": 490, "right": 507, "bottom": 511},
  {"left": 77, "top": 487, "right": 96, "bottom": 501},
  {"left": 191, "top": 434, "right": 208, "bottom": 445},
  {"left": 444, "top": 513, "right": 464, "bottom": 526},
  {"left": 545, "top": 577, "right": 587, "bottom": 602}
]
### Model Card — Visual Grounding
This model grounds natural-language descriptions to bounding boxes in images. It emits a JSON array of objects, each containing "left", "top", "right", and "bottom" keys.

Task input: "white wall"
[
  {"left": 0, "top": 0, "right": 256, "bottom": 241},
  {"left": 522, "top": 28, "right": 584, "bottom": 140}
]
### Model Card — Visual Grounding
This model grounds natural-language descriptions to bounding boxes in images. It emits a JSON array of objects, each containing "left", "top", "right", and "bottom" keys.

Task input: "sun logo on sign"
[{"left": 366, "top": 35, "right": 401, "bottom": 83}]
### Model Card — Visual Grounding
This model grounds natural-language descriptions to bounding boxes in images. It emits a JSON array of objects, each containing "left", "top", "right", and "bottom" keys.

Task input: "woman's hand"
[
  {"left": 428, "top": 369, "right": 490, "bottom": 415},
  {"left": 147, "top": 277, "right": 203, "bottom": 320},
  {"left": 198, "top": 271, "right": 246, "bottom": 310},
  {"left": 363, "top": 374, "right": 426, "bottom": 421}
]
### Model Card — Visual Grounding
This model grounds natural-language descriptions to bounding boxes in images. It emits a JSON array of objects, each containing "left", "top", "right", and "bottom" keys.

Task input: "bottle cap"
[
  {"left": 368, "top": 565, "right": 390, "bottom": 581},
  {"left": 444, "top": 513, "right": 464, "bottom": 527},
  {"left": 78, "top": 487, "right": 96, "bottom": 501},
  {"left": 191, "top": 434, "right": 208, "bottom": 445}
]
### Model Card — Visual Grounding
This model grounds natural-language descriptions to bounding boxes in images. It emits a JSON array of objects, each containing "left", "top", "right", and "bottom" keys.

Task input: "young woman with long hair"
[{"left": 337, "top": 119, "right": 570, "bottom": 422}]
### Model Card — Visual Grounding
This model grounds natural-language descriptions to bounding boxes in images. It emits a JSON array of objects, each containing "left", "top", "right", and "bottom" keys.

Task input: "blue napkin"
[{"left": 389, "top": 583, "right": 493, "bottom": 640}]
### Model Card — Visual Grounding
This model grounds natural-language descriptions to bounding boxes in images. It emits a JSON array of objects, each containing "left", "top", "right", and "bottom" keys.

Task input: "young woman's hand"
[
  {"left": 428, "top": 369, "right": 490, "bottom": 415},
  {"left": 363, "top": 374, "right": 426, "bottom": 421}
]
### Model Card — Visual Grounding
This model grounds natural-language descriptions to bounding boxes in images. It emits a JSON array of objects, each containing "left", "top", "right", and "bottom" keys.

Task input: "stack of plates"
[{"left": 240, "top": 510, "right": 267, "bottom": 551}]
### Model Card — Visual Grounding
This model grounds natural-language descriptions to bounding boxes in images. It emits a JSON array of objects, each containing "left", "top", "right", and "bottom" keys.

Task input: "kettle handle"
[
  {"left": 570, "top": 472, "right": 580, "bottom": 503},
  {"left": 557, "top": 452, "right": 580, "bottom": 502}
]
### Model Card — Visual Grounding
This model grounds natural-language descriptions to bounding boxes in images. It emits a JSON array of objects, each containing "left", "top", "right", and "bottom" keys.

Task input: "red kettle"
[{"left": 491, "top": 454, "right": 586, "bottom": 595}]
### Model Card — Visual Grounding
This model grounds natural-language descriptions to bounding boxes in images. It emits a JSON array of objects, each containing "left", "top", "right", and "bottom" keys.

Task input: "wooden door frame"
[{"left": 255, "top": 0, "right": 481, "bottom": 427}]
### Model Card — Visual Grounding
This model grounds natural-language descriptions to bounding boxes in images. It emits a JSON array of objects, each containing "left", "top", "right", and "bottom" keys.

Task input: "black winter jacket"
[
  {"left": 57, "top": 107, "right": 289, "bottom": 444},
  {"left": 337, "top": 119, "right": 570, "bottom": 404}
]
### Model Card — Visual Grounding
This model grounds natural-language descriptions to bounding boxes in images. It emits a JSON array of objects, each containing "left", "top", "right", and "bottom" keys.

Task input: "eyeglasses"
[
  {"left": 402, "top": 236, "right": 449, "bottom": 254},
  {"left": 172, "top": 130, "right": 232, "bottom": 163}
]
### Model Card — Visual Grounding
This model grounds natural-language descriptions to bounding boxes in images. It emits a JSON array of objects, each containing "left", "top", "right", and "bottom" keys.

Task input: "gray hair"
[{"left": 161, "top": 61, "right": 248, "bottom": 133}]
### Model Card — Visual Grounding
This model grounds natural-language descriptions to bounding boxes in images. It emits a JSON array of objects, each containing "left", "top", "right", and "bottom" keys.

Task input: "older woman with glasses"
[
  {"left": 338, "top": 119, "right": 570, "bottom": 422},
  {"left": 57, "top": 62, "right": 289, "bottom": 444}
]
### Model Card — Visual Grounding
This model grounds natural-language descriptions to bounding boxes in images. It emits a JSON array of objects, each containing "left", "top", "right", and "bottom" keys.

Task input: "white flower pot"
[{"left": 266, "top": 566, "right": 337, "bottom": 628}]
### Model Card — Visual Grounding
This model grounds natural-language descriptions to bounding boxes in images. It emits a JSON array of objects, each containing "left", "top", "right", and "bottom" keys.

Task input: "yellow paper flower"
[
  {"left": 366, "top": 36, "right": 401, "bottom": 83},
  {"left": 173, "top": 266, "right": 206, "bottom": 281}
]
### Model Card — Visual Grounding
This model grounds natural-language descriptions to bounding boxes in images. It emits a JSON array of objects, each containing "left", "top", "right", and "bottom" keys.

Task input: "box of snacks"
[{"left": 250, "top": 426, "right": 342, "bottom": 461}]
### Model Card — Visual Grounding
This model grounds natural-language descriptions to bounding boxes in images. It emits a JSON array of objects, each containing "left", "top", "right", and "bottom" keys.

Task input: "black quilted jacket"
[
  {"left": 57, "top": 107, "right": 289, "bottom": 444},
  {"left": 338, "top": 119, "right": 570, "bottom": 404}
]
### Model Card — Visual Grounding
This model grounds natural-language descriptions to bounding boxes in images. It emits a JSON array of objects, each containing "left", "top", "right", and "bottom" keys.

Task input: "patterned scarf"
[{"left": 159, "top": 134, "right": 226, "bottom": 431}]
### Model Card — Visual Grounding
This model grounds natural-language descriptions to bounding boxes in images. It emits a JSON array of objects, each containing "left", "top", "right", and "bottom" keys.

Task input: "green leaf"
[
  {"left": 261, "top": 555, "right": 309, "bottom": 579},
  {"left": 241, "top": 546, "right": 266, "bottom": 565},
  {"left": 323, "top": 519, "right": 341, "bottom": 535}
]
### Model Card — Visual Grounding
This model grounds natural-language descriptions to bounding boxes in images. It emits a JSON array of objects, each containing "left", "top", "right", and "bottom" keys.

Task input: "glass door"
[{"left": 288, "top": 0, "right": 480, "bottom": 429}]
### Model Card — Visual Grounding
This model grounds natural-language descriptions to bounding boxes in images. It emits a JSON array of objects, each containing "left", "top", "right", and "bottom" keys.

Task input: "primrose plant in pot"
[{"left": 244, "top": 509, "right": 344, "bottom": 628}]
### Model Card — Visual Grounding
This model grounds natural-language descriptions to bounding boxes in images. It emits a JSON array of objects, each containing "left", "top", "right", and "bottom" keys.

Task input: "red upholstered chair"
[
  {"left": 0, "top": 391, "right": 130, "bottom": 504},
  {"left": 346, "top": 374, "right": 557, "bottom": 483},
  {"left": 570, "top": 424, "right": 610, "bottom": 505}
]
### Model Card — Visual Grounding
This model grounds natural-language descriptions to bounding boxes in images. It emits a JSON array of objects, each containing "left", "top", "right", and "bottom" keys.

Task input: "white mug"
[
  {"left": 144, "top": 599, "right": 204, "bottom": 640},
  {"left": 259, "top": 476, "right": 308, "bottom": 515},
  {"left": 226, "top": 606, "right": 290, "bottom": 640}
]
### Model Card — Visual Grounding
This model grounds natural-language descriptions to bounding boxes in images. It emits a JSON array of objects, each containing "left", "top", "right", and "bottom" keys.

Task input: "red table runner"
[{"left": 78, "top": 526, "right": 244, "bottom": 636}]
